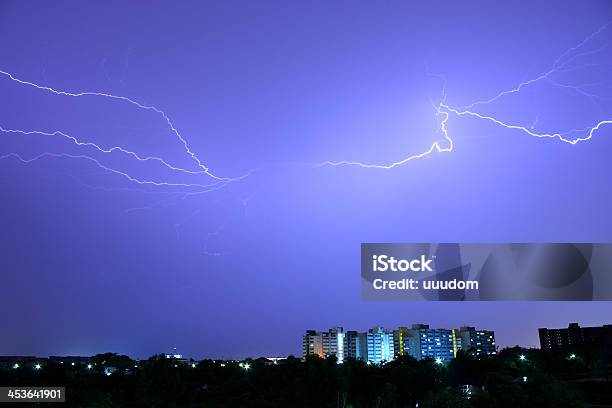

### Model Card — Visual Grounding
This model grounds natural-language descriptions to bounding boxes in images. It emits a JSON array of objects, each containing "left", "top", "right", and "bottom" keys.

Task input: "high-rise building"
[
  {"left": 303, "top": 327, "right": 345, "bottom": 362},
  {"left": 322, "top": 327, "right": 345, "bottom": 363},
  {"left": 458, "top": 326, "right": 496, "bottom": 357},
  {"left": 358, "top": 332, "right": 368, "bottom": 361},
  {"left": 303, "top": 330, "right": 323, "bottom": 358},
  {"left": 539, "top": 323, "right": 612, "bottom": 352},
  {"left": 393, "top": 327, "right": 409, "bottom": 357},
  {"left": 343, "top": 330, "right": 362, "bottom": 360},
  {"left": 304, "top": 324, "right": 496, "bottom": 364},
  {"left": 365, "top": 327, "right": 394, "bottom": 364},
  {"left": 404, "top": 324, "right": 460, "bottom": 363}
]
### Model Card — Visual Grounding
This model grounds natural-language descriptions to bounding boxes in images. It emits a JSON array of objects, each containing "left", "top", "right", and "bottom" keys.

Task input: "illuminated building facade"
[
  {"left": 303, "top": 330, "right": 324, "bottom": 358},
  {"left": 322, "top": 327, "right": 345, "bottom": 363},
  {"left": 364, "top": 327, "right": 395, "bottom": 364},
  {"left": 404, "top": 324, "right": 460, "bottom": 363},
  {"left": 458, "top": 326, "right": 496, "bottom": 356},
  {"left": 393, "top": 327, "right": 409, "bottom": 357},
  {"left": 304, "top": 325, "right": 494, "bottom": 364},
  {"left": 343, "top": 330, "right": 362, "bottom": 360},
  {"left": 303, "top": 327, "right": 345, "bottom": 362}
]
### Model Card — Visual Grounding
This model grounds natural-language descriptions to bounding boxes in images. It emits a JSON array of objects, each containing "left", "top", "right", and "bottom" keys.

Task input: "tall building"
[
  {"left": 365, "top": 327, "right": 395, "bottom": 364},
  {"left": 322, "top": 327, "right": 345, "bottom": 363},
  {"left": 458, "top": 326, "right": 496, "bottom": 357},
  {"left": 303, "top": 330, "right": 323, "bottom": 358},
  {"left": 358, "top": 332, "right": 368, "bottom": 361},
  {"left": 539, "top": 323, "right": 612, "bottom": 352},
  {"left": 343, "top": 331, "right": 362, "bottom": 360},
  {"left": 393, "top": 327, "right": 409, "bottom": 357},
  {"left": 303, "top": 327, "right": 345, "bottom": 362},
  {"left": 404, "top": 324, "right": 460, "bottom": 363},
  {"left": 304, "top": 324, "right": 496, "bottom": 364}
]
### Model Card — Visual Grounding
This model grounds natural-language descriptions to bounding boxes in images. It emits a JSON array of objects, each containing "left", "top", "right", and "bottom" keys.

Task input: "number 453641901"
[{"left": 1, "top": 387, "right": 65, "bottom": 402}]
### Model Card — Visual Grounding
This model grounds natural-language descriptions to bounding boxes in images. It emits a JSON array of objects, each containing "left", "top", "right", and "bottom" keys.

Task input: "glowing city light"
[
  {"left": 435, "top": 358, "right": 443, "bottom": 365},
  {"left": 12, "top": 363, "right": 19, "bottom": 369},
  {"left": 34, "top": 363, "right": 41, "bottom": 370},
  {"left": 87, "top": 364, "right": 92, "bottom": 369},
  {"left": 519, "top": 354, "right": 527, "bottom": 361}
]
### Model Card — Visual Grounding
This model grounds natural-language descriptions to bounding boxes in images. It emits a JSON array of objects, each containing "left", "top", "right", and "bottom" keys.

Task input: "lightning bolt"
[
  {"left": 5, "top": 21, "right": 609, "bottom": 178},
  {"left": 318, "top": 19, "right": 612, "bottom": 169},
  {"left": 2, "top": 18, "right": 610, "bottom": 249},
  {"left": 316, "top": 108, "right": 452, "bottom": 170},
  {"left": 0, "top": 151, "right": 229, "bottom": 189},
  {"left": 0, "top": 69, "right": 254, "bottom": 194}
]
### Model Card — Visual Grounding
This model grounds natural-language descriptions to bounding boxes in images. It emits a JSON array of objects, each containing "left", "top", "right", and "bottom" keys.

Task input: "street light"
[
  {"left": 87, "top": 364, "right": 92, "bottom": 369},
  {"left": 435, "top": 358, "right": 443, "bottom": 365},
  {"left": 569, "top": 354, "right": 576, "bottom": 360},
  {"left": 12, "top": 363, "right": 19, "bottom": 369},
  {"left": 519, "top": 354, "right": 526, "bottom": 362},
  {"left": 34, "top": 364, "right": 41, "bottom": 370},
  {"left": 243, "top": 363, "right": 251, "bottom": 371}
]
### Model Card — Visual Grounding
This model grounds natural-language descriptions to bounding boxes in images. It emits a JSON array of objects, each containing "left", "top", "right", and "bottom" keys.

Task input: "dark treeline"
[{"left": 1, "top": 347, "right": 611, "bottom": 407}]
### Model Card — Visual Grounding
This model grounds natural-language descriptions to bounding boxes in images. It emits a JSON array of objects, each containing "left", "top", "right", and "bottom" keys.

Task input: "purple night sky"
[{"left": 1, "top": 1, "right": 612, "bottom": 359}]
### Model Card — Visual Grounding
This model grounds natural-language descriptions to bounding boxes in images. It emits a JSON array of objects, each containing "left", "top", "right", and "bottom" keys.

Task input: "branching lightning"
[
  {"left": 0, "top": 151, "right": 228, "bottom": 189},
  {"left": 0, "top": 69, "right": 260, "bottom": 256},
  {"left": 1, "top": 16, "right": 610, "bottom": 262},
  {"left": 318, "top": 19, "right": 612, "bottom": 169},
  {"left": 0, "top": 69, "right": 255, "bottom": 195},
  {"left": 3, "top": 21, "right": 610, "bottom": 180},
  {"left": 1, "top": 18, "right": 611, "bottom": 258}
]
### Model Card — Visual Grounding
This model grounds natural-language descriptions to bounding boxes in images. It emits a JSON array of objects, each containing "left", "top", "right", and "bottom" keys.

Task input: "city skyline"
[
  {"left": 5, "top": 320, "right": 610, "bottom": 362},
  {"left": 303, "top": 325, "right": 496, "bottom": 364},
  {"left": 3, "top": 321, "right": 610, "bottom": 360}
]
